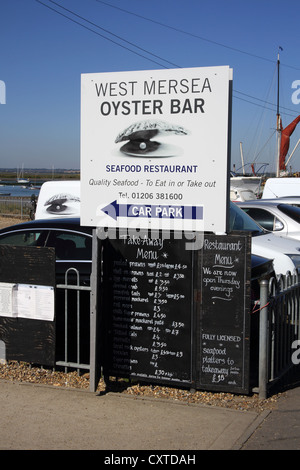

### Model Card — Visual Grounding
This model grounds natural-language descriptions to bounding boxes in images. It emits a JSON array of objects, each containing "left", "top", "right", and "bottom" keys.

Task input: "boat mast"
[
  {"left": 240, "top": 142, "right": 245, "bottom": 175},
  {"left": 276, "top": 48, "right": 283, "bottom": 177}
]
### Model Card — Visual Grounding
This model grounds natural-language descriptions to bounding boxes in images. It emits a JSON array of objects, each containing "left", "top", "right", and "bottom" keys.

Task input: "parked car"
[
  {"left": 0, "top": 217, "right": 93, "bottom": 285},
  {"left": 258, "top": 196, "right": 300, "bottom": 208},
  {"left": 230, "top": 202, "right": 300, "bottom": 276},
  {"left": 0, "top": 212, "right": 276, "bottom": 295},
  {"left": 0, "top": 206, "right": 298, "bottom": 277},
  {"left": 236, "top": 200, "right": 300, "bottom": 241},
  {"left": 0, "top": 212, "right": 272, "bottom": 279}
]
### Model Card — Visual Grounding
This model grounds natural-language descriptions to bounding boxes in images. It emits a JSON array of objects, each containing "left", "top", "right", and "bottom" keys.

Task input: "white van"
[
  {"left": 262, "top": 177, "right": 300, "bottom": 199},
  {"left": 35, "top": 181, "right": 80, "bottom": 219}
]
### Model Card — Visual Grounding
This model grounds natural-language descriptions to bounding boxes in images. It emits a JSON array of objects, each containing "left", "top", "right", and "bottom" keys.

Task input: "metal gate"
[
  {"left": 56, "top": 268, "right": 91, "bottom": 373},
  {"left": 256, "top": 272, "right": 300, "bottom": 398}
]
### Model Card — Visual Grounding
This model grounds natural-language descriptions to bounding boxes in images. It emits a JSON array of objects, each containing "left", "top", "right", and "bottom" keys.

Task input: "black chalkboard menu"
[
  {"left": 102, "top": 233, "right": 194, "bottom": 387},
  {"left": 100, "top": 231, "right": 251, "bottom": 394},
  {"left": 196, "top": 233, "right": 251, "bottom": 393}
]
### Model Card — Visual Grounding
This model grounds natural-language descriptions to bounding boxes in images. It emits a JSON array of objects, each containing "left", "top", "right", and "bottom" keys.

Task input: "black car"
[
  {"left": 0, "top": 216, "right": 275, "bottom": 287},
  {"left": 0, "top": 216, "right": 275, "bottom": 300},
  {"left": 0, "top": 217, "right": 93, "bottom": 285}
]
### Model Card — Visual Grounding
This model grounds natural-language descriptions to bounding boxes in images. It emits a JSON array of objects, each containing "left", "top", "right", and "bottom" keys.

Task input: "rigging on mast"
[{"left": 276, "top": 47, "right": 300, "bottom": 176}]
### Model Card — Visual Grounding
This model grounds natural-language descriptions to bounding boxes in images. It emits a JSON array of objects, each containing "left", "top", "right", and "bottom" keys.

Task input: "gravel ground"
[
  {"left": 0, "top": 216, "right": 287, "bottom": 413},
  {"left": 0, "top": 360, "right": 282, "bottom": 413}
]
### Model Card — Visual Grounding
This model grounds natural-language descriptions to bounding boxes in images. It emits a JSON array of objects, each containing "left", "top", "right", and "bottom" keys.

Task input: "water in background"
[{"left": 0, "top": 185, "right": 40, "bottom": 198}]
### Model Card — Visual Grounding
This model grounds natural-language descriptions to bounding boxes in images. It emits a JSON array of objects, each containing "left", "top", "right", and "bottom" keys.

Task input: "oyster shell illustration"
[
  {"left": 115, "top": 119, "right": 189, "bottom": 157},
  {"left": 45, "top": 193, "right": 80, "bottom": 214}
]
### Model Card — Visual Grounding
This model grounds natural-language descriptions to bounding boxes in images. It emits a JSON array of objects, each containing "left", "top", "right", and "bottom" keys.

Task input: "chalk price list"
[{"left": 109, "top": 243, "right": 192, "bottom": 384}]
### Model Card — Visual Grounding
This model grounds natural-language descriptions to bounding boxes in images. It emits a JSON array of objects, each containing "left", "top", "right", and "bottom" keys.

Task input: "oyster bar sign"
[{"left": 80, "top": 66, "right": 232, "bottom": 232}]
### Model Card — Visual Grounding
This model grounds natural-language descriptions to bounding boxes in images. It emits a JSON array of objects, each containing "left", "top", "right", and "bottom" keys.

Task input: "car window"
[
  {"left": 229, "top": 203, "right": 263, "bottom": 233},
  {"left": 46, "top": 230, "right": 92, "bottom": 260},
  {"left": 243, "top": 207, "right": 283, "bottom": 232},
  {"left": 278, "top": 204, "right": 300, "bottom": 223},
  {"left": 0, "top": 230, "right": 47, "bottom": 247}
]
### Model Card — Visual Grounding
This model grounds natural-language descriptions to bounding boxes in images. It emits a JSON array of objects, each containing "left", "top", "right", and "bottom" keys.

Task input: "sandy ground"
[{"left": 0, "top": 216, "right": 28, "bottom": 229}]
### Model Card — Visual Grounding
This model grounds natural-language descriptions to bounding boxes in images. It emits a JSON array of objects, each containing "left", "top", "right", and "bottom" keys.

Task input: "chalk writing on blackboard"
[
  {"left": 202, "top": 237, "right": 243, "bottom": 302},
  {"left": 198, "top": 234, "right": 251, "bottom": 393},
  {"left": 104, "top": 234, "right": 193, "bottom": 385}
]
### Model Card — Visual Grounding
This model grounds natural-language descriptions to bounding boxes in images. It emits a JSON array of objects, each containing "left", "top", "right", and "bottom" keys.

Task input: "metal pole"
[
  {"left": 89, "top": 229, "right": 99, "bottom": 392},
  {"left": 259, "top": 280, "right": 269, "bottom": 399},
  {"left": 276, "top": 51, "right": 281, "bottom": 178}
]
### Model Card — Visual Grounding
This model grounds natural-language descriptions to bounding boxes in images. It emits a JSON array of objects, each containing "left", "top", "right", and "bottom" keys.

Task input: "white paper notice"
[
  {"left": 0, "top": 282, "right": 17, "bottom": 317},
  {"left": 16, "top": 285, "right": 54, "bottom": 321}
]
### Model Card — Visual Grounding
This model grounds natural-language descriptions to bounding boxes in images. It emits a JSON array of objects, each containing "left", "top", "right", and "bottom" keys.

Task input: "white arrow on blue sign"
[{"left": 101, "top": 200, "right": 203, "bottom": 221}]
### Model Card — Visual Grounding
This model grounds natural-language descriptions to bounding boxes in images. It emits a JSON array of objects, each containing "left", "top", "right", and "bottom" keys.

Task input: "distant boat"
[
  {"left": 17, "top": 165, "right": 30, "bottom": 184},
  {"left": 230, "top": 145, "right": 267, "bottom": 197},
  {"left": 230, "top": 173, "right": 262, "bottom": 195}
]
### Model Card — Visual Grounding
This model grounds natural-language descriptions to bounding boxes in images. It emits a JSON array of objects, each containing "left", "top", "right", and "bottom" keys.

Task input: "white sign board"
[{"left": 81, "top": 66, "right": 232, "bottom": 232}]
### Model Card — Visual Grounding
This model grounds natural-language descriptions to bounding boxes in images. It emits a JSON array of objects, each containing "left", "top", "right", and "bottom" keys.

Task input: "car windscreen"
[{"left": 278, "top": 204, "right": 300, "bottom": 224}]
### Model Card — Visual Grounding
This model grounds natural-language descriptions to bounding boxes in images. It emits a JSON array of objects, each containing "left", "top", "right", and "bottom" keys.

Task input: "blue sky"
[{"left": 1, "top": 0, "right": 300, "bottom": 172}]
